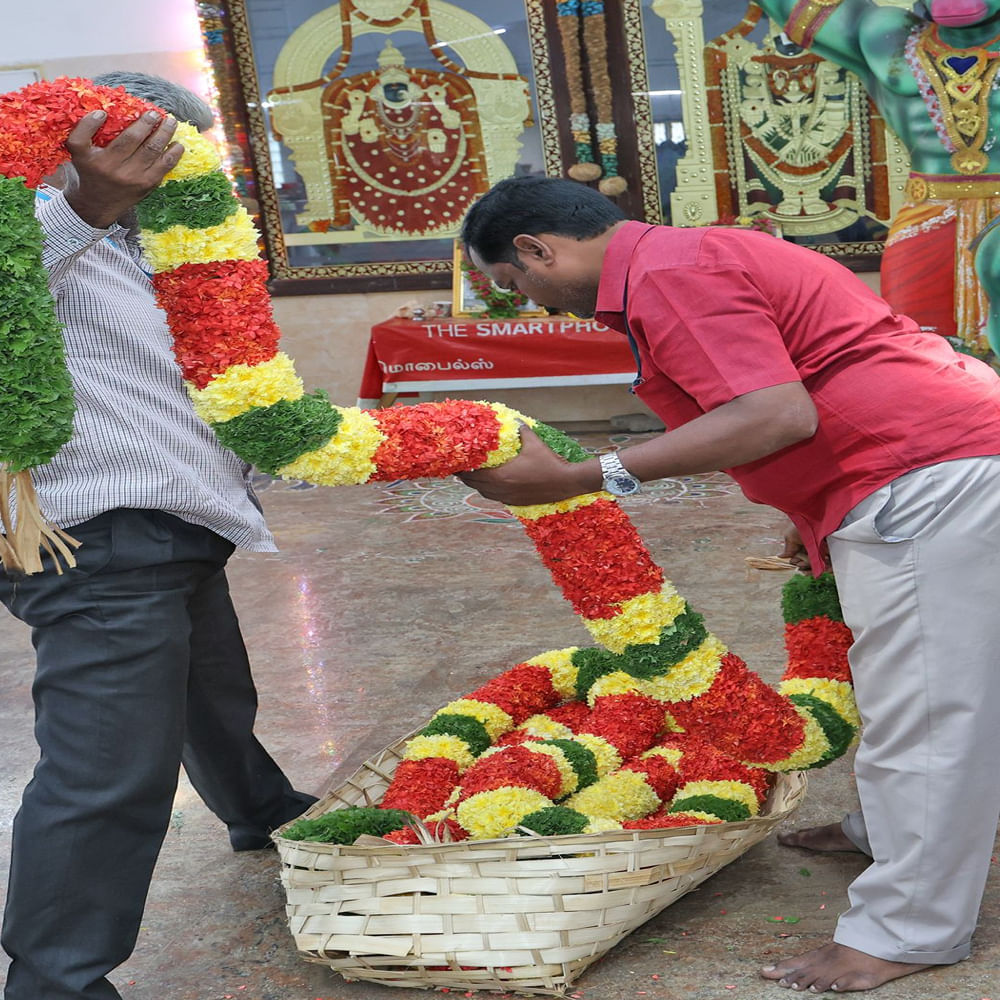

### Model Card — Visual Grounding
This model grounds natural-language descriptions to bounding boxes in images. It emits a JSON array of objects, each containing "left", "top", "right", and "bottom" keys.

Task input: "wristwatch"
[{"left": 599, "top": 451, "right": 642, "bottom": 496}]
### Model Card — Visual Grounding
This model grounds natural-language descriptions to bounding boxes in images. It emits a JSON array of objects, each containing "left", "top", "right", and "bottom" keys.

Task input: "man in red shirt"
[{"left": 459, "top": 176, "right": 1000, "bottom": 993}]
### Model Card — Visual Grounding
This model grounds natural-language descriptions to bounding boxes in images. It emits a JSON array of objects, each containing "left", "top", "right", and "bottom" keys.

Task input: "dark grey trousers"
[{"left": 0, "top": 510, "right": 312, "bottom": 1000}]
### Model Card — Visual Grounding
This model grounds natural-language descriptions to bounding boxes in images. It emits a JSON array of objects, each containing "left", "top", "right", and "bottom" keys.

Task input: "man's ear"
[{"left": 512, "top": 233, "right": 553, "bottom": 262}]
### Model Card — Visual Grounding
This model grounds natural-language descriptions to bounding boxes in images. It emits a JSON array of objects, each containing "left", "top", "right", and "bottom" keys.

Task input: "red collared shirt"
[{"left": 595, "top": 221, "right": 1000, "bottom": 570}]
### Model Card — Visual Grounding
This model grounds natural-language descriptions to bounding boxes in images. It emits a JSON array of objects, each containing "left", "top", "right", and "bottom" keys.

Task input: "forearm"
[
  {"left": 36, "top": 189, "right": 115, "bottom": 288},
  {"left": 459, "top": 384, "right": 817, "bottom": 507},
  {"left": 612, "top": 382, "right": 818, "bottom": 485},
  {"left": 756, "top": 0, "right": 871, "bottom": 74}
]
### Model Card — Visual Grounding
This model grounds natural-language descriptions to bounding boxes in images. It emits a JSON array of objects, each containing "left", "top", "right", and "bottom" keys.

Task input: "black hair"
[{"left": 461, "top": 176, "right": 626, "bottom": 266}]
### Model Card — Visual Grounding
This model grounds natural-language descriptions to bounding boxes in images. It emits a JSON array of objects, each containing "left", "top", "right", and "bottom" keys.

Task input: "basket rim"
[{"left": 273, "top": 732, "right": 808, "bottom": 855}]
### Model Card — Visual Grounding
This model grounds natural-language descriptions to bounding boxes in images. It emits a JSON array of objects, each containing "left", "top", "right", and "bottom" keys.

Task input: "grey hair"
[{"left": 91, "top": 71, "right": 214, "bottom": 133}]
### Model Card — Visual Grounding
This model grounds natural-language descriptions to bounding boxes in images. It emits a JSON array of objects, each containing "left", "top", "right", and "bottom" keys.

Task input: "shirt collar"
[{"left": 595, "top": 219, "right": 657, "bottom": 315}]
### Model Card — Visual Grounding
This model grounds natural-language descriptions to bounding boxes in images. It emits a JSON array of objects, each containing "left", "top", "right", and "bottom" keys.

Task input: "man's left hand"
[{"left": 458, "top": 424, "right": 600, "bottom": 507}]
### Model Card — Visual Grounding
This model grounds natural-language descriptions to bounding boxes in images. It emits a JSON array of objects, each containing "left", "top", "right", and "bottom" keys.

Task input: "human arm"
[
  {"left": 458, "top": 381, "right": 818, "bottom": 507},
  {"left": 755, "top": 0, "right": 905, "bottom": 82},
  {"left": 780, "top": 521, "right": 812, "bottom": 572}
]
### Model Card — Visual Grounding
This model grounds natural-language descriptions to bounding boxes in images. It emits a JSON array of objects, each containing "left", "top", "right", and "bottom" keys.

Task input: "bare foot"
[
  {"left": 777, "top": 822, "right": 862, "bottom": 853},
  {"left": 761, "top": 942, "right": 932, "bottom": 992}
]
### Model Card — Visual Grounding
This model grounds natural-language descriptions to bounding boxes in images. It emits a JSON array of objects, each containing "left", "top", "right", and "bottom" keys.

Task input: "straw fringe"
[
  {"left": 274, "top": 733, "right": 807, "bottom": 994},
  {"left": 0, "top": 468, "right": 79, "bottom": 575}
]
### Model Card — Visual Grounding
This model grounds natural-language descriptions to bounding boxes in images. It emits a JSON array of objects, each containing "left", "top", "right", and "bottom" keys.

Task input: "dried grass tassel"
[{"left": 0, "top": 467, "right": 79, "bottom": 575}]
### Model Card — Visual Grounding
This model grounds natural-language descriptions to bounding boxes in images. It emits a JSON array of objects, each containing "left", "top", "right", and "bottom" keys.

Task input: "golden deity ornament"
[{"left": 914, "top": 25, "right": 1000, "bottom": 175}]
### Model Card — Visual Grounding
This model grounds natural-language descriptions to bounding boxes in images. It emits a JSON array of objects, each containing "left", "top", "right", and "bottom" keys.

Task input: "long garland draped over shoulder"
[{"left": 0, "top": 79, "right": 857, "bottom": 838}]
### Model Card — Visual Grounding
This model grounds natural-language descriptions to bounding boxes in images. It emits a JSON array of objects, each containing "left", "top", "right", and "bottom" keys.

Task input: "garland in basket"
[
  {"left": 0, "top": 79, "right": 857, "bottom": 845},
  {"left": 285, "top": 570, "right": 851, "bottom": 844}
]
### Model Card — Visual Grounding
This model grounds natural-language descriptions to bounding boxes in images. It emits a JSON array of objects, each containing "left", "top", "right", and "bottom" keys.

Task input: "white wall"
[{"left": 0, "top": 0, "right": 201, "bottom": 63}]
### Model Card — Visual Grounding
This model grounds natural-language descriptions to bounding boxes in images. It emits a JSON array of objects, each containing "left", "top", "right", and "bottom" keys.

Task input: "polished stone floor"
[{"left": 1, "top": 430, "right": 997, "bottom": 1000}]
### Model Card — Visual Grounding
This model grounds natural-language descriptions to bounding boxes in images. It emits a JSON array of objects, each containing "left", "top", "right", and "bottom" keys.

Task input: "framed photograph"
[
  {"left": 451, "top": 241, "right": 547, "bottom": 318},
  {"left": 219, "top": 0, "right": 575, "bottom": 294}
]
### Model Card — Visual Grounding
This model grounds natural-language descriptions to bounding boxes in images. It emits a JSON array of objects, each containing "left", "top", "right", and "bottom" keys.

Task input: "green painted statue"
[{"left": 756, "top": 0, "right": 1000, "bottom": 355}]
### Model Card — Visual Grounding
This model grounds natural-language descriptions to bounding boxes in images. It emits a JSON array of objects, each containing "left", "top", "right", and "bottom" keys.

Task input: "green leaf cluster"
[
  {"left": 781, "top": 571, "right": 843, "bottom": 624},
  {"left": 0, "top": 176, "right": 75, "bottom": 470},
  {"left": 517, "top": 805, "right": 589, "bottom": 837},
  {"left": 213, "top": 391, "right": 342, "bottom": 474},
  {"left": 670, "top": 794, "right": 750, "bottom": 822},
  {"left": 572, "top": 607, "right": 708, "bottom": 697},
  {"left": 542, "top": 738, "right": 599, "bottom": 793},
  {"left": 532, "top": 420, "right": 591, "bottom": 463},
  {"left": 281, "top": 806, "right": 412, "bottom": 844},
  {"left": 421, "top": 712, "right": 491, "bottom": 756},
  {"left": 136, "top": 172, "right": 238, "bottom": 233}
]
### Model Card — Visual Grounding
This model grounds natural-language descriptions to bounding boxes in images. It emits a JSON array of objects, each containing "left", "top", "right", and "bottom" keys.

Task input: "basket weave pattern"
[{"left": 274, "top": 737, "right": 807, "bottom": 994}]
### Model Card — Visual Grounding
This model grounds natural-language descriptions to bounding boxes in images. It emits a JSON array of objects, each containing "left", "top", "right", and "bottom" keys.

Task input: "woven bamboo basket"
[{"left": 274, "top": 732, "right": 807, "bottom": 995}]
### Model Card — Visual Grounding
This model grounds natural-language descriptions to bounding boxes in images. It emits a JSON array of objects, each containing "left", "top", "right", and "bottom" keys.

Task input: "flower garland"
[
  {"left": 0, "top": 79, "right": 857, "bottom": 845},
  {"left": 554, "top": 0, "right": 627, "bottom": 196}
]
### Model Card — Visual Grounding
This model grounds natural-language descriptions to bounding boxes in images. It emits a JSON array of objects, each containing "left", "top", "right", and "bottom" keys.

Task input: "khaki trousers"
[{"left": 827, "top": 456, "right": 1000, "bottom": 964}]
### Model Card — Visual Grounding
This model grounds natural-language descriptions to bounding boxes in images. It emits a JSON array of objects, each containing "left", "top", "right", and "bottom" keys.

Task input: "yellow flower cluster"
[
  {"left": 402, "top": 733, "right": 476, "bottom": 772},
  {"left": 566, "top": 769, "right": 661, "bottom": 821},
  {"left": 276, "top": 407, "right": 385, "bottom": 486},
  {"left": 162, "top": 122, "right": 223, "bottom": 180},
  {"left": 456, "top": 786, "right": 551, "bottom": 840},
  {"left": 189, "top": 352, "right": 304, "bottom": 425},
  {"left": 524, "top": 647, "right": 580, "bottom": 699},
  {"left": 482, "top": 404, "right": 528, "bottom": 469},
  {"left": 583, "top": 585, "right": 686, "bottom": 653},
  {"left": 142, "top": 208, "right": 261, "bottom": 272},
  {"left": 509, "top": 491, "right": 605, "bottom": 523}
]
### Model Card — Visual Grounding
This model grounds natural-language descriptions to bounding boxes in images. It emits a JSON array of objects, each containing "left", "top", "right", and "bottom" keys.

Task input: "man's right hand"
[
  {"left": 780, "top": 522, "right": 812, "bottom": 572},
  {"left": 64, "top": 109, "right": 184, "bottom": 228}
]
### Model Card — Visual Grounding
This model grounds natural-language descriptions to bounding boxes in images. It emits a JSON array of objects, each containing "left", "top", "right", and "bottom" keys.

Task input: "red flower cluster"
[
  {"left": 380, "top": 757, "right": 460, "bottom": 817},
  {"left": 623, "top": 813, "right": 718, "bottom": 830},
  {"left": 783, "top": 616, "right": 853, "bottom": 682},
  {"left": 459, "top": 745, "right": 564, "bottom": 802},
  {"left": 371, "top": 401, "right": 503, "bottom": 480},
  {"left": 668, "top": 653, "right": 807, "bottom": 765},
  {"left": 467, "top": 663, "right": 560, "bottom": 723},
  {"left": 0, "top": 79, "right": 154, "bottom": 187},
  {"left": 585, "top": 693, "right": 667, "bottom": 759},
  {"left": 621, "top": 752, "right": 681, "bottom": 801},
  {"left": 519, "top": 499, "right": 664, "bottom": 618},
  {"left": 152, "top": 260, "right": 280, "bottom": 389},
  {"left": 667, "top": 734, "right": 772, "bottom": 803}
]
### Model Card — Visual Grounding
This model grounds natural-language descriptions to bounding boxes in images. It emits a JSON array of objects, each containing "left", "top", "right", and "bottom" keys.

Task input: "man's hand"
[
  {"left": 458, "top": 424, "right": 601, "bottom": 507},
  {"left": 780, "top": 522, "right": 811, "bottom": 572},
  {"left": 63, "top": 109, "right": 184, "bottom": 228}
]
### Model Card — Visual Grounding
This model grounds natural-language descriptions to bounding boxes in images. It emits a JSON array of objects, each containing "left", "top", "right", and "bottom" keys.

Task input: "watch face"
[{"left": 605, "top": 475, "right": 640, "bottom": 496}]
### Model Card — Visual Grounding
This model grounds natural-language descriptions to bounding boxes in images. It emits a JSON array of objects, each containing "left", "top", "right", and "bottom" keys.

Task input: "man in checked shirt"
[{"left": 0, "top": 73, "right": 315, "bottom": 1000}]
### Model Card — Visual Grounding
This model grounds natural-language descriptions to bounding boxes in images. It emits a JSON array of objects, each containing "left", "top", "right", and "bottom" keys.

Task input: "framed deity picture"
[
  {"left": 451, "top": 242, "right": 547, "bottom": 318},
  {"left": 217, "top": 0, "right": 574, "bottom": 293}
]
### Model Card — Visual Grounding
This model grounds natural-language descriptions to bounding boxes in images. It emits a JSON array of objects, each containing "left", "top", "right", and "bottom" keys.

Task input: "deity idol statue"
[
  {"left": 756, "top": 0, "right": 1000, "bottom": 355},
  {"left": 321, "top": 39, "right": 490, "bottom": 236}
]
